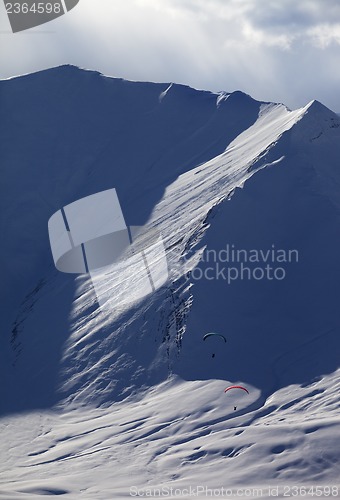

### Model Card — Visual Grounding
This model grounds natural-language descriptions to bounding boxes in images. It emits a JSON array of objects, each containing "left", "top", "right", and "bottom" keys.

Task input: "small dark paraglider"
[
  {"left": 203, "top": 333, "right": 227, "bottom": 359},
  {"left": 203, "top": 333, "right": 227, "bottom": 343}
]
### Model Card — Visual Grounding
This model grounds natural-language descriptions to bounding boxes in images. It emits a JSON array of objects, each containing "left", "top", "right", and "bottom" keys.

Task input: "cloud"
[
  {"left": 147, "top": 0, "right": 340, "bottom": 49},
  {"left": 243, "top": 0, "right": 340, "bottom": 49},
  {"left": 0, "top": 0, "right": 340, "bottom": 111},
  {"left": 307, "top": 23, "right": 340, "bottom": 48}
]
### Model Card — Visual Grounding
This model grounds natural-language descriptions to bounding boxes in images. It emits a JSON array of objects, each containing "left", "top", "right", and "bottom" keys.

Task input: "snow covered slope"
[{"left": 0, "top": 66, "right": 339, "bottom": 498}]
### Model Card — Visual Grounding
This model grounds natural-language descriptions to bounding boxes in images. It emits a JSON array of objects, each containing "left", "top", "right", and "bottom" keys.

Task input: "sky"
[{"left": 0, "top": 0, "right": 340, "bottom": 111}]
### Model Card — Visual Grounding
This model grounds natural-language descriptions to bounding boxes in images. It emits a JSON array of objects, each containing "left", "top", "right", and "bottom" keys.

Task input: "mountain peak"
[
  {"left": 304, "top": 98, "right": 338, "bottom": 118},
  {"left": 290, "top": 98, "right": 340, "bottom": 144}
]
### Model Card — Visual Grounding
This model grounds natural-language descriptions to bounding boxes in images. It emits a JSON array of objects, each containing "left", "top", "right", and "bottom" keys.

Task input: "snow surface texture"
[{"left": 0, "top": 66, "right": 340, "bottom": 499}]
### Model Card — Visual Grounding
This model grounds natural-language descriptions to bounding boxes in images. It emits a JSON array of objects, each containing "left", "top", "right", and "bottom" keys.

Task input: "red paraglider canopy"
[{"left": 224, "top": 385, "right": 249, "bottom": 394}]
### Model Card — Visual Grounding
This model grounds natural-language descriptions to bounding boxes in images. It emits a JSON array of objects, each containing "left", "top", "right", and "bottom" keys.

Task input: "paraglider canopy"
[
  {"left": 203, "top": 333, "right": 227, "bottom": 343},
  {"left": 224, "top": 385, "right": 249, "bottom": 394}
]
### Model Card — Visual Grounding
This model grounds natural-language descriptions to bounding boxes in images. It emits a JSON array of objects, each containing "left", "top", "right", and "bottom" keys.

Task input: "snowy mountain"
[{"left": 1, "top": 65, "right": 339, "bottom": 499}]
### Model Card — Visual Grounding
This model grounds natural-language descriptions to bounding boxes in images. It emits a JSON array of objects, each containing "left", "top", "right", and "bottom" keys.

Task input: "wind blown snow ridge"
[{"left": 1, "top": 66, "right": 339, "bottom": 498}]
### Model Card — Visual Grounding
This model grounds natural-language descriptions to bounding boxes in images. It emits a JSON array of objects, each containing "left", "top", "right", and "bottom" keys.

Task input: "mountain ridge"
[
  {"left": 1, "top": 66, "right": 339, "bottom": 497},
  {"left": 1, "top": 65, "right": 339, "bottom": 410}
]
